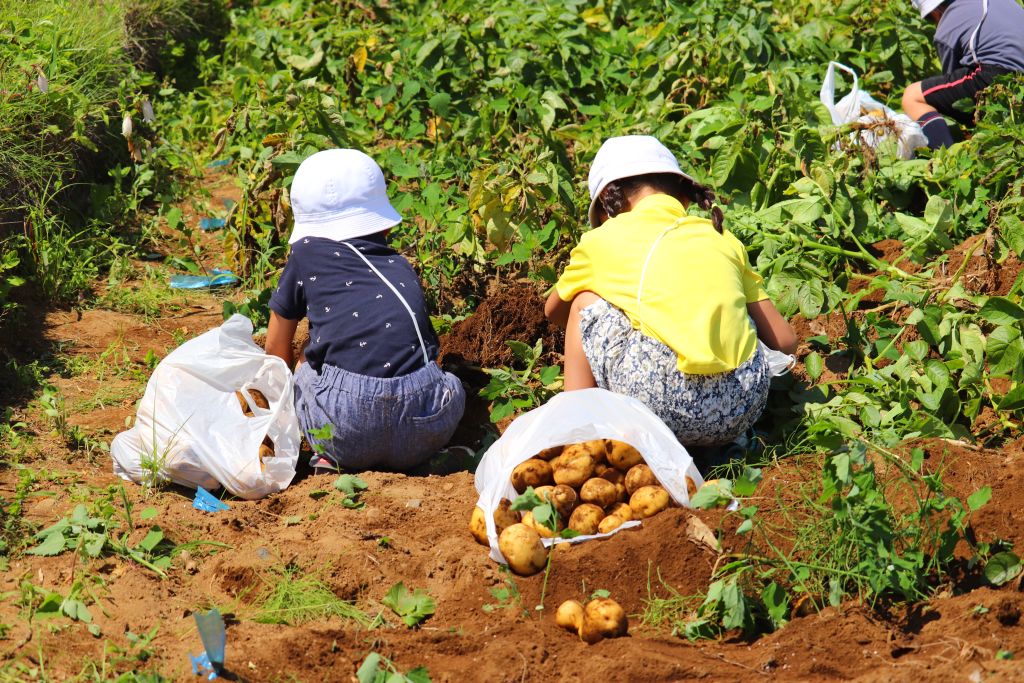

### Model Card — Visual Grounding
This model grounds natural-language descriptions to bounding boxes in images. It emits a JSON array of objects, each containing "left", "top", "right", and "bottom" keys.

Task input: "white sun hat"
[
  {"left": 911, "top": 0, "right": 945, "bottom": 18},
  {"left": 287, "top": 148, "right": 402, "bottom": 244},
  {"left": 587, "top": 135, "right": 697, "bottom": 227}
]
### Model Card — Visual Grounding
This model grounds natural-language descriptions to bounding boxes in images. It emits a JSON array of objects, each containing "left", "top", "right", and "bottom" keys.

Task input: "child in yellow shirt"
[{"left": 545, "top": 136, "right": 797, "bottom": 450}]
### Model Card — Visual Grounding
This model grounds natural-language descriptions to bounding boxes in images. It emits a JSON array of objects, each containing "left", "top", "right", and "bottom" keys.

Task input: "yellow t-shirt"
[{"left": 555, "top": 193, "right": 768, "bottom": 375}]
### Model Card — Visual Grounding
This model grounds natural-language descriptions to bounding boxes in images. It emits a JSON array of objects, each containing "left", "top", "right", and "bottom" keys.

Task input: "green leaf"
[
  {"left": 761, "top": 582, "right": 788, "bottom": 628},
  {"left": 27, "top": 532, "right": 66, "bottom": 557},
  {"left": 689, "top": 480, "right": 733, "bottom": 509},
  {"left": 984, "top": 552, "right": 1022, "bottom": 586},
  {"left": 427, "top": 92, "right": 451, "bottom": 116},
  {"left": 804, "top": 351, "right": 823, "bottom": 381},
  {"left": 139, "top": 507, "right": 158, "bottom": 521},
  {"left": 283, "top": 515, "right": 302, "bottom": 526},
  {"left": 979, "top": 297, "right": 1024, "bottom": 326},
  {"left": 138, "top": 527, "right": 164, "bottom": 553},
  {"left": 334, "top": 474, "right": 369, "bottom": 496},
  {"left": 967, "top": 486, "right": 992, "bottom": 511},
  {"left": 732, "top": 467, "right": 762, "bottom": 497},
  {"left": 382, "top": 582, "right": 436, "bottom": 628},
  {"left": 998, "top": 384, "right": 1024, "bottom": 412},
  {"left": 357, "top": 653, "right": 383, "bottom": 683}
]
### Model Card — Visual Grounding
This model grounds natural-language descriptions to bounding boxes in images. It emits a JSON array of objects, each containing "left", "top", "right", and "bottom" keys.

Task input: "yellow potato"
[
  {"left": 236, "top": 391, "right": 253, "bottom": 416},
  {"left": 597, "top": 515, "right": 624, "bottom": 534},
  {"left": 249, "top": 389, "right": 270, "bottom": 410},
  {"left": 606, "top": 440, "right": 643, "bottom": 471},
  {"left": 606, "top": 502, "right": 633, "bottom": 522},
  {"left": 580, "top": 478, "right": 618, "bottom": 508},
  {"left": 579, "top": 598, "right": 628, "bottom": 644},
  {"left": 510, "top": 458, "right": 554, "bottom": 493},
  {"left": 686, "top": 475, "right": 698, "bottom": 498},
  {"left": 555, "top": 600, "right": 583, "bottom": 632},
  {"left": 599, "top": 469, "right": 628, "bottom": 503},
  {"left": 522, "top": 510, "right": 559, "bottom": 538},
  {"left": 534, "top": 445, "right": 564, "bottom": 461},
  {"left": 494, "top": 498, "right": 521, "bottom": 534},
  {"left": 552, "top": 446, "right": 595, "bottom": 488},
  {"left": 258, "top": 444, "right": 275, "bottom": 460},
  {"left": 498, "top": 523, "right": 548, "bottom": 576},
  {"left": 593, "top": 462, "right": 611, "bottom": 476},
  {"left": 568, "top": 503, "right": 604, "bottom": 535},
  {"left": 629, "top": 485, "right": 670, "bottom": 519},
  {"left": 624, "top": 464, "right": 658, "bottom": 496},
  {"left": 468, "top": 500, "right": 521, "bottom": 546},
  {"left": 535, "top": 485, "right": 577, "bottom": 519}
]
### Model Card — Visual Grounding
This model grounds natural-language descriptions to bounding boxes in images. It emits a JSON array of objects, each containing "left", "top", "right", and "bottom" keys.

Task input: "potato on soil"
[
  {"left": 469, "top": 506, "right": 488, "bottom": 545},
  {"left": 552, "top": 447, "right": 596, "bottom": 488},
  {"left": 607, "top": 502, "right": 632, "bottom": 521},
  {"left": 605, "top": 440, "right": 643, "bottom": 471},
  {"left": 522, "top": 510, "right": 560, "bottom": 538},
  {"left": 580, "top": 478, "right": 618, "bottom": 508},
  {"left": 534, "top": 445, "right": 564, "bottom": 461},
  {"left": 624, "top": 464, "right": 658, "bottom": 495},
  {"left": 498, "top": 523, "right": 548, "bottom": 576},
  {"left": 568, "top": 503, "right": 604, "bottom": 535},
  {"left": 579, "top": 598, "right": 628, "bottom": 644},
  {"left": 511, "top": 458, "right": 554, "bottom": 493},
  {"left": 629, "top": 485, "right": 670, "bottom": 518},
  {"left": 597, "top": 515, "right": 625, "bottom": 534},
  {"left": 555, "top": 600, "right": 583, "bottom": 632}
]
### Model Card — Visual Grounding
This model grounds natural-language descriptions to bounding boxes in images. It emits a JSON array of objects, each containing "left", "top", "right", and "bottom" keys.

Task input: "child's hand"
[{"left": 266, "top": 311, "right": 299, "bottom": 367}]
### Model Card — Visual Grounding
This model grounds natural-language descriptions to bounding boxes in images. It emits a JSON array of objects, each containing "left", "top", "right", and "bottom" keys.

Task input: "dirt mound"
[{"left": 438, "top": 280, "right": 563, "bottom": 369}]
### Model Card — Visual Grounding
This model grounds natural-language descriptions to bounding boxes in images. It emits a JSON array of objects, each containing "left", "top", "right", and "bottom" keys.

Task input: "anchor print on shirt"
[
  {"left": 359, "top": 341, "right": 367, "bottom": 347},
  {"left": 385, "top": 322, "right": 392, "bottom": 328},
  {"left": 352, "top": 311, "right": 359, "bottom": 317},
  {"left": 345, "top": 281, "right": 353, "bottom": 286},
  {"left": 309, "top": 275, "right": 317, "bottom": 282},
  {"left": 384, "top": 362, "right": 392, "bottom": 369}
]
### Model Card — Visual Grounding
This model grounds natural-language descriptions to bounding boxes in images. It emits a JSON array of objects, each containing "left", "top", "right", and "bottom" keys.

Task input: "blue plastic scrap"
[
  {"left": 169, "top": 269, "right": 239, "bottom": 290},
  {"left": 192, "top": 608, "right": 226, "bottom": 677},
  {"left": 206, "top": 158, "right": 231, "bottom": 168},
  {"left": 199, "top": 217, "right": 226, "bottom": 232},
  {"left": 190, "top": 651, "right": 218, "bottom": 680},
  {"left": 193, "top": 487, "right": 230, "bottom": 513}
]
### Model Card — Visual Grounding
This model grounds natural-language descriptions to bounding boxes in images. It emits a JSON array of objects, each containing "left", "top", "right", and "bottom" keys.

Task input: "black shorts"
[{"left": 921, "top": 63, "right": 1012, "bottom": 121}]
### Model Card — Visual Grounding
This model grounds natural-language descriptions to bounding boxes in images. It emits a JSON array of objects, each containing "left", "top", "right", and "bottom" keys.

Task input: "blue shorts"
[
  {"left": 580, "top": 299, "right": 770, "bottom": 446},
  {"left": 293, "top": 360, "right": 465, "bottom": 471}
]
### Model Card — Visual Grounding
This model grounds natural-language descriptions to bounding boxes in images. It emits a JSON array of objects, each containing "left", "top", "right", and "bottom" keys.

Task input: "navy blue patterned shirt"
[{"left": 269, "top": 234, "right": 439, "bottom": 378}]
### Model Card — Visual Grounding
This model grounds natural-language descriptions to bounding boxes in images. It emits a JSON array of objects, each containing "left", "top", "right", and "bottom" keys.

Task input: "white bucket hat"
[
  {"left": 911, "top": 0, "right": 944, "bottom": 18},
  {"left": 288, "top": 148, "right": 402, "bottom": 244},
  {"left": 587, "top": 135, "right": 696, "bottom": 227}
]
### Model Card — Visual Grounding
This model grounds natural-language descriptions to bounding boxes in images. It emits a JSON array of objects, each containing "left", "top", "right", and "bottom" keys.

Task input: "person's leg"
[
  {"left": 903, "top": 81, "right": 955, "bottom": 149},
  {"left": 564, "top": 291, "right": 600, "bottom": 391}
]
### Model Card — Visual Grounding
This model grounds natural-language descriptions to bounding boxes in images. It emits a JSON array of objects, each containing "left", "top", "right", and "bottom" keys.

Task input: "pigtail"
[
  {"left": 598, "top": 180, "right": 631, "bottom": 221},
  {"left": 689, "top": 182, "right": 724, "bottom": 234},
  {"left": 597, "top": 173, "right": 724, "bottom": 233}
]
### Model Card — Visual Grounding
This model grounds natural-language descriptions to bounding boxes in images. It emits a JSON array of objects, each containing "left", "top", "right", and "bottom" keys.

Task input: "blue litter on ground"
[
  {"left": 222, "top": 199, "right": 236, "bottom": 211},
  {"left": 199, "top": 217, "right": 226, "bottom": 231},
  {"left": 194, "top": 608, "right": 226, "bottom": 672},
  {"left": 170, "top": 269, "right": 239, "bottom": 290},
  {"left": 206, "top": 159, "right": 231, "bottom": 168},
  {"left": 190, "top": 651, "right": 218, "bottom": 680},
  {"left": 193, "top": 487, "right": 230, "bottom": 512}
]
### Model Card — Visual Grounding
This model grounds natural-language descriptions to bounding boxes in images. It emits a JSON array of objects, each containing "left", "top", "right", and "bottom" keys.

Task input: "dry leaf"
[{"left": 685, "top": 515, "right": 720, "bottom": 553}]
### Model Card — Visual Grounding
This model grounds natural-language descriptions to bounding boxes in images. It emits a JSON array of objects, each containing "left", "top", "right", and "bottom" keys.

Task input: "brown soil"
[{"left": 5, "top": 234, "right": 1024, "bottom": 682}]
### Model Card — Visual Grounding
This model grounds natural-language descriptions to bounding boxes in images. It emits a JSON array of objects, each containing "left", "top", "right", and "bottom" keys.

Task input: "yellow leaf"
[
  {"left": 365, "top": 35, "right": 378, "bottom": 48},
  {"left": 353, "top": 46, "right": 368, "bottom": 73}
]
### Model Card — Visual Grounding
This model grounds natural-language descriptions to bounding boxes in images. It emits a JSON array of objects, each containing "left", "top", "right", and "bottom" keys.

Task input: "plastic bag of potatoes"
[{"left": 472, "top": 388, "right": 703, "bottom": 566}]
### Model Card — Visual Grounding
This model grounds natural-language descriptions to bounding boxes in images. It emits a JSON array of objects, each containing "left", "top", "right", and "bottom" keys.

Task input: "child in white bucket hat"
[
  {"left": 265, "top": 149, "right": 465, "bottom": 471},
  {"left": 544, "top": 136, "right": 797, "bottom": 463}
]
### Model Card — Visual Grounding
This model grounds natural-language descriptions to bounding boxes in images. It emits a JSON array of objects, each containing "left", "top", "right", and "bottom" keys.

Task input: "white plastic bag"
[
  {"left": 111, "top": 314, "right": 300, "bottom": 500},
  {"left": 820, "top": 61, "right": 928, "bottom": 160},
  {"left": 474, "top": 388, "right": 704, "bottom": 563}
]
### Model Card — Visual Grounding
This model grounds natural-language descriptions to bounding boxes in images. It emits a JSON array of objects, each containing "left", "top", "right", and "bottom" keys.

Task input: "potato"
[
  {"left": 607, "top": 502, "right": 633, "bottom": 522},
  {"left": 522, "top": 510, "right": 559, "bottom": 538},
  {"left": 598, "top": 469, "right": 628, "bottom": 503},
  {"left": 249, "top": 389, "right": 270, "bottom": 410},
  {"left": 511, "top": 458, "right": 554, "bottom": 493},
  {"left": 568, "top": 503, "right": 604, "bottom": 535},
  {"left": 536, "top": 485, "right": 577, "bottom": 519},
  {"left": 236, "top": 391, "right": 253, "bottom": 416},
  {"left": 498, "top": 523, "right": 548, "bottom": 576},
  {"left": 606, "top": 440, "right": 643, "bottom": 471},
  {"left": 494, "top": 498, "right": 521, "bottom": 534},
  {"left": 552, "top": 446, "right": 595, "bottom": 488},
  {"left": 258, "top": 444, "right": 275, "bottom": 460},
  {"left": 580, "top": 478, "right": 618, "bottom": 508},
  {"left": 597, "top": 515, "right": 625, "bottom": 534},
  {"left": 579, "top": 598, "right": 628, "bottom": 644},
  {"left": 629, "top": 485, "right": 670, "bottom": 519},
  {"left": 624, "top": 464, "right": 658, "bottom": 495},
  {"left": 555, "top": 600, "right": 583, "bottom": 632},
  {"left": 593, "top": 462, "right": 611, "bottom": 476},
  {"left": 534, "top": 445, "right": 564, "bottom": 461},
  {"left": 686, "top": 475, "right": 698, "bottom": 498},
  {"left": 469, "top": 506, "right": 488, "bottom": 546}
]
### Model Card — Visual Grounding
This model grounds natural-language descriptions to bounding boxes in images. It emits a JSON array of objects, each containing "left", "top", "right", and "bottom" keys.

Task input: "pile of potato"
[
  {"left": 469, "top": 439, "right": 695, "bottom": 576},
  {"left": 235, "top": 388, "right": 275, "bottom": 457},
  {"left": 556, "top": 597, "right": 628, "bottom": 643}
]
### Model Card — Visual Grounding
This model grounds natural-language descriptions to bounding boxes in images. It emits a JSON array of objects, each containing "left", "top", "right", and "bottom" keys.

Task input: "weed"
[
  {"left": 382, "top": 582, "right": 436, "bottom": 628},
  {"left": 356, "top": 652, "right": 431, "bottom": 683},
  {"left": 480, "top": 340, "right": 561, "bottom": 423},
  {"left": 252, "top": 564, "right": 372, "bottom": 627},
  {"left": 482, "top": 566, "right": 525, "bottom": 616}
]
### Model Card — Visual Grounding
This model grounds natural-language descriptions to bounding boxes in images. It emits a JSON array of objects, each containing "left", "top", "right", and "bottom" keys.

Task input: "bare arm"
[
  {"left": 266, "top": 311, "right": 299, "bottom": 368},
  {"left": 544, "top": 289, "right": 572, "bottom": 329},
  {"left": 747, "top": 299, "right": 798, "bottom": 355}
]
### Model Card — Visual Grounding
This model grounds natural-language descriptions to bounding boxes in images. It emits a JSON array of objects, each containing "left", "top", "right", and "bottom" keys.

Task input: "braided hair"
[{"left": 597, "top": 173, "right": 723, "bottom": 233}]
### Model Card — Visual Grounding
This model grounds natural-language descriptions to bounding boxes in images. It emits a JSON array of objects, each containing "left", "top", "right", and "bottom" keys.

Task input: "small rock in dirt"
[
  {"left": 365, "top": 508, "right": 382, "bottom": 525},
  {"left": 185, "top": 560, "right": 198, "bottom": 574},
  {"left": 405, "top": 498, "right": 422, "bottom": 508},
  {"left": 179, "top": 549, "right": 192, "bottom": 564},
  {"left": 256, "top": 548, "right": 271, "bottom": 561}
]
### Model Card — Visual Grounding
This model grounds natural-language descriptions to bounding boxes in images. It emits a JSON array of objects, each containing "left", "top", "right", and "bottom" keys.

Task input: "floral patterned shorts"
[{"left": 580, "top": 299, "right": 770, "bottom": 446}]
